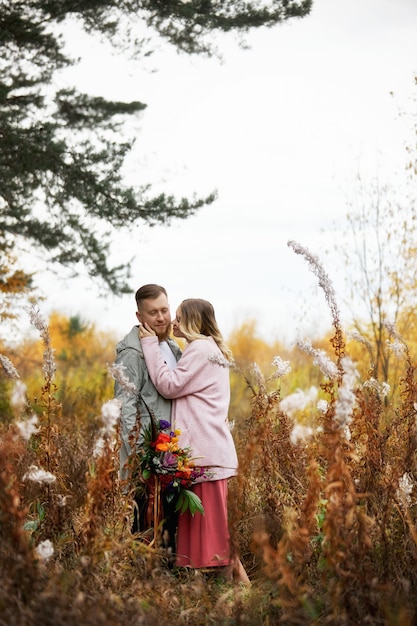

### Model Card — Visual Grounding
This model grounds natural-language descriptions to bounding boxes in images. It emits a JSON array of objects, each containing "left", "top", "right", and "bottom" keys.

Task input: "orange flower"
[
  {"left": 153, "top": 433, "right": 171, "bottom": 451},
  {"left": 155, "top": 433, "right": 171, "bottom": 444}
]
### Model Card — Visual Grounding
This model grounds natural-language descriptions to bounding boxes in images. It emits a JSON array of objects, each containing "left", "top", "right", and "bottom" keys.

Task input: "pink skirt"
[{"left": 175, "top": 479, "right": 233, "bottom": 569}]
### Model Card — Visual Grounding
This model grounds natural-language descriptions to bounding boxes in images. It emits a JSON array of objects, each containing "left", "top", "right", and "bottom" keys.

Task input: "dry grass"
[{"left": 1, "top": 274, "right": 417, "bottom": 624}]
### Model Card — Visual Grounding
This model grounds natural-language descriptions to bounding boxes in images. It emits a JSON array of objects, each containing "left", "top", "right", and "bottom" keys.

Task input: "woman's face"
[{"left": 172, "top": 306, "right": 185, "bottom": 338}]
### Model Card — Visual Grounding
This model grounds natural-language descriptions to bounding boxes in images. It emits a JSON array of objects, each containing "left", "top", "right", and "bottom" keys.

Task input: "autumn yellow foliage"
[{"left": 1, "top": 306, "right": 417, "bottom": 625}]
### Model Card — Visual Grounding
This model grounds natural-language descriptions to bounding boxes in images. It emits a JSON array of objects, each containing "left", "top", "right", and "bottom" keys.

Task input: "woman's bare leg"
[{"left": 233, "top": 557, "right": 251, "bottom": 585}]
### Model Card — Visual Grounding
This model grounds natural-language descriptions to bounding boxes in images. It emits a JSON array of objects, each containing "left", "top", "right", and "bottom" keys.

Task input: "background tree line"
[{"left": 2, "top": 0, "right": 417, "bottom": 388}]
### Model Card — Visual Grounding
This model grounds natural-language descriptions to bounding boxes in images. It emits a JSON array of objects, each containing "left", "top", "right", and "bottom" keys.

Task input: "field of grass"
[{"left": 1, "top": 251, "right": 417, "bottom": 625}]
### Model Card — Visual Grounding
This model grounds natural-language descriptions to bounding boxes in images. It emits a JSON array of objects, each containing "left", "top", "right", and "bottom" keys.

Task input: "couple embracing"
[{"left": 114, "top": 283, "right": 249, "bottom": 585}]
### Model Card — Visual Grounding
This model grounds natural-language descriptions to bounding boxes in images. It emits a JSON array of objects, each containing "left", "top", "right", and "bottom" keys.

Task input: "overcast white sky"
[{"left": 20, "top": 0, "right": 417, "bottom": 347}]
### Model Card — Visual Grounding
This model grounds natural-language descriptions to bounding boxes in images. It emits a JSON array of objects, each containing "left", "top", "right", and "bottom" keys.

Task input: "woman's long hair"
[{"left": 178, "top": 299, "right": 233, "bottom": 361}]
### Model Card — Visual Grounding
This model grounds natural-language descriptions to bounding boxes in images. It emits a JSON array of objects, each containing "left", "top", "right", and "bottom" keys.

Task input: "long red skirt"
[{"left": 175, "top": 479, "right": 233, "bottom": 569}]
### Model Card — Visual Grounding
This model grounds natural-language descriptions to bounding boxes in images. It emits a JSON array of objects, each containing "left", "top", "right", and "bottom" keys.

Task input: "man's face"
[{"left": 136, "top": 294, "right": 171, "bottom": 340}]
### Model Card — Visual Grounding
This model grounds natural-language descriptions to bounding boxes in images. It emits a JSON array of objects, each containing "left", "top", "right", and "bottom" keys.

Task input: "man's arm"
[{"left": 114, "top": 346, "right": 141, "bottom": 479}]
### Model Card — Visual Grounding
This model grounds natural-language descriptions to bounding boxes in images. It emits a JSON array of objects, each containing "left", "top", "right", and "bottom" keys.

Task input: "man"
[{"left": 114, "top": 284, "right": 182, "bottom": 549}]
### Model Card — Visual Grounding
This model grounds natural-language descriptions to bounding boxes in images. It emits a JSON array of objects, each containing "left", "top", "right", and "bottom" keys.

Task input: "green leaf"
[
  {"left": 164, "top": 491, "right": 175, "bottom": 504},
  {"left": 36, "top": 500, "right": 45, "bottom": 521},
  {"left": 175, "top": 489, "right": 204, "bottom": 516},
  {"left": 23, "top": 520, "right": 38, "bottom": 532},
  {"left": 142, "top": 468, "right": 151, "bottom": 480}
]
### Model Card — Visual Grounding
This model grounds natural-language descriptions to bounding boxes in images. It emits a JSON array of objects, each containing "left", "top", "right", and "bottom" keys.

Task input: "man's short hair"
[{"left": 135, "top": 284, "right": 167, "bottom": 309}]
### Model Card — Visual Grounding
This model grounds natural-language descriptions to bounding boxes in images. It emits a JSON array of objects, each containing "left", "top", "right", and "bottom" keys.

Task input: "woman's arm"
[{"left": 140, "top": 335, "right": 211, "bottom": 399}]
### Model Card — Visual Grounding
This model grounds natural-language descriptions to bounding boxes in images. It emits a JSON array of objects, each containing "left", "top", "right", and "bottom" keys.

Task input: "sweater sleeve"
[
  {"left": 141, "top": 336, "right": 211, "bottom": 399},
  {"left": 114, "top": 345, "right": 141, "bottom": 457}
]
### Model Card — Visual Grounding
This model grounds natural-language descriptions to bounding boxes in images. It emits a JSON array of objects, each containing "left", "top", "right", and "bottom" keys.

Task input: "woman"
[{"left": 139, "top": 298, "right": 249, "bottom": 584}]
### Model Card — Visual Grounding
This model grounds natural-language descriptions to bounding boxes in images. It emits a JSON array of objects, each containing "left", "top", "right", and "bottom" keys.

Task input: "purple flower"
[
  {"left": 159, "top": 419, "right": 171, "bottom": 431},
  {"left": 161, "top": 452, "right": 178, "bottom": 469},
  {"left": 191, "top": 467, "right": 208, "bottom": 481}
]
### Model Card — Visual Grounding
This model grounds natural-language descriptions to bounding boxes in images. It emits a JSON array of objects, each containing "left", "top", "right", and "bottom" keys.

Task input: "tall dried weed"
[{"left": 2, "top": 249, "right": 417, "bottom": 625}]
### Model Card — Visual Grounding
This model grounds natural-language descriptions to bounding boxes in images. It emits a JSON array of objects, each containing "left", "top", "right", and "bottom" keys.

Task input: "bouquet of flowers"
[{"left": 139, "top": 419, "right": 211, "bottom": 516}]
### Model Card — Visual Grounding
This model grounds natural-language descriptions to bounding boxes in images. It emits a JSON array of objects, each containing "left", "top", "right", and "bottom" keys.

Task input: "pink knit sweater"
[{"left": 141, "top": 336, "right": 238, "bottom": 481}]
